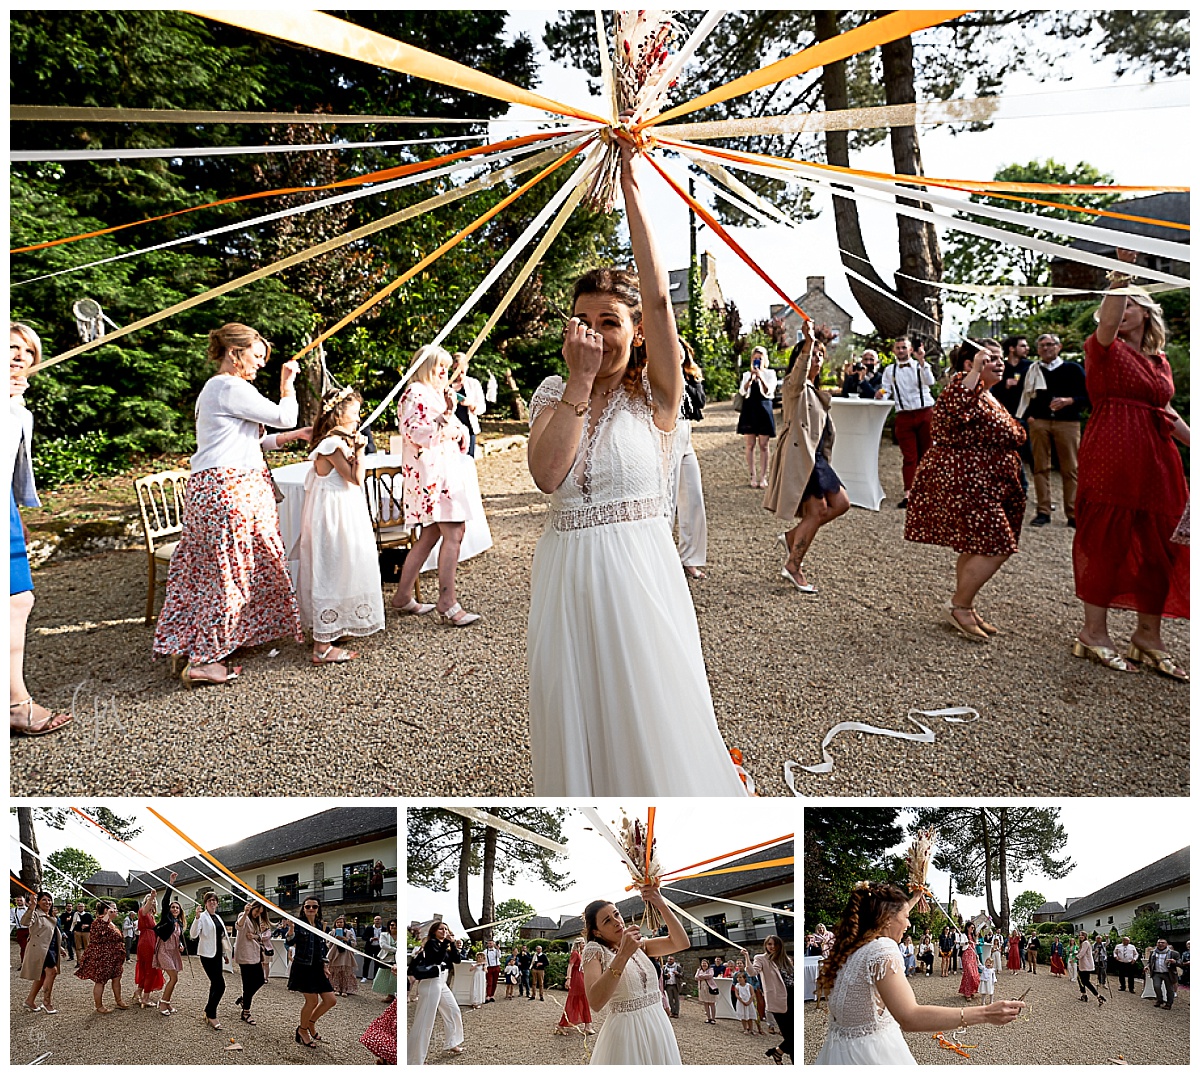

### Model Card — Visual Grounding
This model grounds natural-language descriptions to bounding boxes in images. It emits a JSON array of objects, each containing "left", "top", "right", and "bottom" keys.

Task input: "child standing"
[
  {"left": 469, "top": 952, "right": 487, "bottom": 1009},
  {"left": 503, "top": 957, "right": 519, "bottom": 999},
  {"left": 296, "top": 387, "right": 386, "bottom": 663},
  {"left": 734, "top": 971, "right": 755, "bottom": 1033},
  {"left": 979, "top": 958, "right": 997, "bottom": 1003}
]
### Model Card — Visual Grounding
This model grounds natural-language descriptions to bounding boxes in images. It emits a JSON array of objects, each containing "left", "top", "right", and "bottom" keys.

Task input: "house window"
[
  {"left": 277, "top": 874, "right": 299, "bottom": 907},
  {"left": 772, "top": 900, "right": 795, "bottom": 942},
  {"left": 343, "top": 859, "right": 372, "bottom": 900},
  {"left": 1108, "top": 917, "right": 1114, "bottom": 924},
  {"left": 256, "top": 874, "right": 265, "bottom": 894},
  {"left": 704, "top": 913, "right": 727, "bottom": 949}
]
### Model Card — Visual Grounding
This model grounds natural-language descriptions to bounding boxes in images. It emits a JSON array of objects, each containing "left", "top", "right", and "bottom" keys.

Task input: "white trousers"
[
  {"left": 671, "top": 422, "right": 708, "bottom": 567},
  {"left": 407, "top": 971, "right": 464, "bottom": 1064}
]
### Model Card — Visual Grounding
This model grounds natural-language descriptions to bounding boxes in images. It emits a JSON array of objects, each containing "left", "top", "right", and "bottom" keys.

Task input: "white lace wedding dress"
[
  {"left": 582, "top": 942, "right": 681, "bottom": 1065},
  {"left": 815, "top": 937, "right": 916, "bottom": 1065},
  {"left": 527, "top": 374, "right": 747, "bottom": 797}
]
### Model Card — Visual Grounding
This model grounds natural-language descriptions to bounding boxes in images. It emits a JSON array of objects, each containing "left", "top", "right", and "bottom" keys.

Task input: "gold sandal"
[
  {"left": 1071, "top": 639, "right": 1136, "bottom": 673},
  {"left": 1126, "top": 644, "right": 1189, "bottom": 682},
  {"left": 947, "top": 605, "right": 988, "bottom": 642}
]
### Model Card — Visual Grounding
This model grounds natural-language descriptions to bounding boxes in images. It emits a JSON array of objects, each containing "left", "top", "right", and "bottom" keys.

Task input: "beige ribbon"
[{"left": 10, "top": 105, "right": 486, "bottom": 125}]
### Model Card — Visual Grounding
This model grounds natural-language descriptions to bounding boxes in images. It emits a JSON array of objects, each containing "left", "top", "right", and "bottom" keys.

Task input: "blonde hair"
[
  {"left": 10, "top": 322, "right": 42, "bottom": 365},
  {"left": 1094, "top": 288, "right": 1168, "bottom": 356},
  {"left": 408, "top": 345, "right": 454, "bottom": 388},
  {"left": 207, "top": 323, "right": 270, "bottom": 377}
]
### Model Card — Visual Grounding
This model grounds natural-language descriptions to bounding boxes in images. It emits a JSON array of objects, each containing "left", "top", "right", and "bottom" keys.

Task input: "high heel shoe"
[
  {"left": 781, "top": 566, "right": 817, "bottom": 594},
  {"left": 438, "top": 602, "right": 480, "bottom": 627},
  {"left": 1125, "top": 643, "right": 1189, "bottom": 682},
  {"left": 947, "top": 605, "right": 988, "bottom": 642},
  {"left": 392, "top": 597, "right": 435, "bottom": 615},
  {"left": 1071, "top": 639, "right": 1135, "bottom": 673},
  {"left": 295, "top": 1027, "right": 317, "bottom": 1049}
]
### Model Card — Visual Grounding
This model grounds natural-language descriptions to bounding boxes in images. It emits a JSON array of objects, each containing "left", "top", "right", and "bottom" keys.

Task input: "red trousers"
[
  {"left": 485, "top": 965, "right": 501, "bottom": 998},
  {"left": 895, "top": 407, "right": 934, "bottom": 492}
]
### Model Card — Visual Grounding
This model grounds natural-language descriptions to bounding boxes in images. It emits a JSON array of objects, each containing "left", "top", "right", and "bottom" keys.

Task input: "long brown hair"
[
  {"left": 572, "top": 268, "right": 647, "bottom": 395},
  {"left": 762, "top": 933, "right": 793, "bottom": 972},
  {"left": 817, "top": 883, "right": 909, "bottom": 995},
  {"left": 311, "top": 386, "right": 363, "bottom": 450}
]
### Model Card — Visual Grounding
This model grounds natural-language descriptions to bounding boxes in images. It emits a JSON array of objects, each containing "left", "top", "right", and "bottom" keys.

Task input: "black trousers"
[
  {"left": 239, "top": 961, "right": 265, "bottom": 1011},
  {"left": 1078, "top": 969, "right": 1099, "bottom": 998},
  {"left": 774, "top": 986, "right": 794, "bottom": 1058},
  {"left": 201, "top": 954, "right": 226, "bottom": 1018},
  {"left": 1116, "top": 963, "right": 1134, "bottom": 990}
]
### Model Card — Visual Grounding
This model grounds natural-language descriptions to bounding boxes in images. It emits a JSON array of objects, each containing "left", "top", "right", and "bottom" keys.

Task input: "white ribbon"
[
  {"left": 442, "top": 806, "right": 570, "bottom": 854},
  {"left": 660, "top": 893, "right": 742, "bottom": 948},
  {"left": 11, "top": 134, "right": 488, "bottom": 163},
  {"left": 579, "top": 807, "right": 641, "bottom": 874},
  {"left": 661, "top": 885, "right": 795, "bottom": 918},
  {"left": 784, "top": 707, "right": 982, "bottom": 787},
  {"left": 11, "top": 834, "right": 108, "bottom": 899},
  {"left": 16, "top": 131, "right": 588, "bottom": 288},
  {"left": 595, "top": 10, "right": 617, "bottom": 123}
]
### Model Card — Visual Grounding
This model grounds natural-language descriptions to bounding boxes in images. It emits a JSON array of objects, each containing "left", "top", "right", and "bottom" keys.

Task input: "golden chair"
[
  {"left": 363, "top": 464, "right": 422, "bottom": 602},
  {"left": 134, "top": 469, "right": 189, "bottom": 624}
]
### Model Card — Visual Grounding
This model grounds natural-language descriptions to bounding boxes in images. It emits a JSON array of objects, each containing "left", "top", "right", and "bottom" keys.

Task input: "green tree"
[
  {"left": 492, "top": 898, "right": 537, "bottom": 949},
  {"left": 1127, "top": 909, "right": 1162, "bottom": 955},
  {"left": 804, "top": 807, "right": 904, "bottom": 931},
  {"left": 1011, "top": 889, "right": 1048, "bottom": 927},
  {"left": 942, "top": 160, "right": 1119, "bottom": 320},
  {"left": 407, "top": 808, "right": 569, "bottom": 944},
  {"left": 908, "top": 807, "right": 1073, "bottom": 935},
  {"left": 45, "top": 848, "right": 102, "bottom": 900}
]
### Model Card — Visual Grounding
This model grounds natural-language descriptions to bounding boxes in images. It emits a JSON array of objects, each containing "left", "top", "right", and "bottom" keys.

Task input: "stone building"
[
  {"left": 770, "top": 276, "right": 853, "bottom": 351},
  {"left": 668, "top": 250, "right": 725, "bottom": 326}
]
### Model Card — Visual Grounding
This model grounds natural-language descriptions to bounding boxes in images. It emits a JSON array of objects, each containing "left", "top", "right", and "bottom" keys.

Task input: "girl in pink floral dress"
[{"left": 390, "top": 345, "right": 480, "bottom": 627}]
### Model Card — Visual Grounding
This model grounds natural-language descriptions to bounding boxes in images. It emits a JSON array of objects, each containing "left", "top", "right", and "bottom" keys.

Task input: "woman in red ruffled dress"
[
  {"left": 1006, "top": 931, "right": 1022, "bottom": 976},
  {"left": 555, "top": 939, "right": 594, "bottom": 1036},
  {"left": 1072, "top": 248, "right": 1190, "bottom": 679},
  {"left": 131, "top": 881, "right": 171, "bottom": 1008},
  {"left": 958, "top": 925, "right": 980, "bottom": 999}
]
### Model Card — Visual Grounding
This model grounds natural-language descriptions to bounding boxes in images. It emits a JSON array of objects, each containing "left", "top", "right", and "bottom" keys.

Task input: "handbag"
[
  {"left": 731, "top": 391, "right": 744, "bottom": 413},
  {"left": 409, "top": 960, "right": 440, "bottom": 981},
  {"left": 267, "top": 469, "right": 286, "bottom": 503}
]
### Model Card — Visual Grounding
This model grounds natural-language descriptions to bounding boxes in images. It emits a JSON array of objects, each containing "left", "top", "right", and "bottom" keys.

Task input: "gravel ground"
[
  {"left": 802, "top": 965, "right": 1190, "bottom": 1064},
  {"left": 8, "top": 942, "right": 392, "bottom": 1065},
  {"left": 11, "top": 401, "right": 1188, "bottom": 796},
  {"left": 405, "top": 986, "right": 788, "bottom": 1065}
]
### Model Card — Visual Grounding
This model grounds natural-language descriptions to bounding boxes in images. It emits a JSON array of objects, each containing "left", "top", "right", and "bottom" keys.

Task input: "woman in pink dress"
[
  {"left": 153, "top": 896, "right": 186, "bottom": 1015},
  {"left": 958, "top": 925, "right": 980, "bottom": 999},
  {"left": 390, "top": 345, "right": 480, "bottom": 626},
  {"left": 131, "top": 878, "right": 174, "bottom": 1007},
  {"left": 555, "top": 939, "right": 594, "bottom": 1035}
]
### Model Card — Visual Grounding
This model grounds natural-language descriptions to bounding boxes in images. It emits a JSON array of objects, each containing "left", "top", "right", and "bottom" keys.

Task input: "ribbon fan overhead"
[{"left": 16, "top": 9, "right": 1190, "bottom": 380}]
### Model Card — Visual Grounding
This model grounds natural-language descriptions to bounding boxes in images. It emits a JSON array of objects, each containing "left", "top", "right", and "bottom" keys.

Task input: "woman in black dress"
[
  {"left": 737, "top": 346, "right": 778, "bottom": 487},
  {"left": 288, "top": 897, "right": 337, "bottom": 1048}
]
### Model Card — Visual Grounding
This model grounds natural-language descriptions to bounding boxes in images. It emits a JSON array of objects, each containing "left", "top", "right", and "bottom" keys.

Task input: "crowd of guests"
[{"left": 12, "top": 892, "right": 398, "bottom": 1062}]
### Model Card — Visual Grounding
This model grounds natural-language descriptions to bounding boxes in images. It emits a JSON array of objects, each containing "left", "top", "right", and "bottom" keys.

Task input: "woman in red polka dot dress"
[
  {"left": 1071, "top": 250, "right": 1190, "bottom": 678},
  {"left": 904, "top": 339, "right": 1026, "bottom": 641}
]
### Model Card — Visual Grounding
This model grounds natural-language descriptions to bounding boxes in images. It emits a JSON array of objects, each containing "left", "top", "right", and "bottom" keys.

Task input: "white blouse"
[{"left": 189, "top": 374, "right": 298, "bottom": 474}]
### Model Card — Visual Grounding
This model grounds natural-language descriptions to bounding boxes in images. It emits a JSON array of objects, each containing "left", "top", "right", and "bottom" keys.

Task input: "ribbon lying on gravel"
[{"left": 784, "top": 707, "right": 981, "bottom": 788}]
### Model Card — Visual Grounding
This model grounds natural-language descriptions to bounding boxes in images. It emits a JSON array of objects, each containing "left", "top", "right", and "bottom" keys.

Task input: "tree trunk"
[
  {"left": 18, "top": 807, "right": 41, "bottom": 893},
  {"left": 504, "top": 369, "right": 529, "bottom": 422},
  {"left": 456, "top": 816, "right": 479, "bottom": 936},
  {"left": 297, "top": 348, "right": 325, "bottom": 429},
  {"left": 880, "top": 37, "right": 944, "bottom": 350},
  {"left": 997, "top": 808, "right": 1011, "bottom": 935},
  {"left": 480, "top": 818, "right": 498, "bottom": 945},
  {"left": 979, "top": 809, "right": 1000, "bottom": 929}
]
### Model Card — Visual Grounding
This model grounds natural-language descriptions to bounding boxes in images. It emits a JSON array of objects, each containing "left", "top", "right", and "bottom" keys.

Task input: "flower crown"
[{"left": 321, "top": 384, "right": 357, "bottom": 413}]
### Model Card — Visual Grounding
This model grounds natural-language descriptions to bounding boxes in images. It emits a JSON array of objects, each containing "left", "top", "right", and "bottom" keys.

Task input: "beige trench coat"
[
  {"left": 20, "top": 906, "right": 64, "bottom": 981},
  {"left": 762, "top": 364, "right": 835, "bottom": 522}
]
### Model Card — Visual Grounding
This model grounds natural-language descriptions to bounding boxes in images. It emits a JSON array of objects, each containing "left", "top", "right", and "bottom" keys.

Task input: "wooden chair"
[
  {"left": 363, "top": 464, "right": 422, "bottom": 602},
  {"left": 134, "top": 469, "right": 189, "bottom": 624}
]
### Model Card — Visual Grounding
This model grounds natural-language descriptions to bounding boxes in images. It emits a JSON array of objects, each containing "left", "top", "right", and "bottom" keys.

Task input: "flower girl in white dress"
[{"left": 295, "top": 387, "right": 384, "bottom": 662}]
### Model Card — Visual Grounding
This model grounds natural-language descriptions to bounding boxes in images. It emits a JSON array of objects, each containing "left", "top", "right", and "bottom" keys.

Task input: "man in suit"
[
  {"left": 1148, "top": 938, "right": 1181, "bottom": 1010},
  {"left": 662, "top": 954, "right": 683, "bottom": 1017}
]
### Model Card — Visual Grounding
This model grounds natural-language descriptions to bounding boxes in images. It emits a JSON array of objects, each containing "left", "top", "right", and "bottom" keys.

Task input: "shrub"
[
  {"left": 31, "top": 431, "right": 130, "bottom": 490},
  {"left": 545, "top": 951, "right": 571, "bottom": 989}
]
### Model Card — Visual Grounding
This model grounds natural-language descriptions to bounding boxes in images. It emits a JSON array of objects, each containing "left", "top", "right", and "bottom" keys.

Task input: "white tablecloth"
[
  {"left": 699, "top": 974, "right": 739, "bottom": 1019},
  {"left": 828, "top": 398, "right": 894, "bottom": 511},
  {"left": 804, "top": 955, "right": 822, "bottom": 1001}
]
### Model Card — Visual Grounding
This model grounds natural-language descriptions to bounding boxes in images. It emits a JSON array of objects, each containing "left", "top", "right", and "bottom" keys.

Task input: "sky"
[
  {"left": 500, "top": 10, "right": 1188, "bottom": 338},
  {"left": 887, "top": 803, "right": 1187, "bottom": 923},
  {"left": 9, "top": 798, "right": 367, "bottom": 889},
  {"left": 406, "top": 802, "right": 795, "bottom": 937}
]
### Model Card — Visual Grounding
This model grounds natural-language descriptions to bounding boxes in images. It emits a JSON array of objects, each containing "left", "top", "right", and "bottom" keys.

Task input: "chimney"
[
  {"left": 807, "top": 275, "right": 825, "bottom": 294},
  {"left": 701, "top": 251, "right": 717, "bottom": 280}
]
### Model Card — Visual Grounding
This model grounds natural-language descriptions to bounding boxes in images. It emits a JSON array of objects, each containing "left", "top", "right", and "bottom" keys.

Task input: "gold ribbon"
[
  {"left": 641, "top": 10, "right": 972, "bottom": 128},
  {"left": 188, "top": 9, "right": 609, "bottom": 125}
]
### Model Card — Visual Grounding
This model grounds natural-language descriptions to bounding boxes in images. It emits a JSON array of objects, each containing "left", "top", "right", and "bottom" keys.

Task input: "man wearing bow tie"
[{"left": 876, "top": 336, "right": 936, "bottom": 507}]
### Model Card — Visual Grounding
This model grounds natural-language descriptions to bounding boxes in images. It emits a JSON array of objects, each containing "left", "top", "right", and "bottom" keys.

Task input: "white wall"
[{"left": 1067, "top": 882, "right": 1190, "bottom": 936}]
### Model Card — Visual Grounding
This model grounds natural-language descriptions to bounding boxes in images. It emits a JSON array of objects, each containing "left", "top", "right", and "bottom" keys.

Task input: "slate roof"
[
  {"left": 553, "top": 838, "right": 794, "bottom": 939},
  {"left": 113, "top": 807, "right": 395, "bottom": 898},
  {"left": 1035, "top": 901, "right": 1065, "bottom": 915},
  {"left": 1053, "top": 192, "right": 1189, "bottom": 256},
  {"left": 83, "top": 870, "right": 128, "bottom": 888},
  {"left": 1061, "top": 847, "right": 1189, "bottom": 922},
  {"left": 521, "top": 916, "right": 558, "bottom": 930}
]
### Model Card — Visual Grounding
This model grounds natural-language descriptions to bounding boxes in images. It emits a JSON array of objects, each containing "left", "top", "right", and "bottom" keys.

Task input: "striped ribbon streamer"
[
  {"left": 441, "top": 806, "right": 570, "bottom": 855},
  {"left": 16, "top": 131, "right": 587, "bottom": 287},
  {"left": 189, "top": 9, "right": 609, "bottom": 125},
  {"left": 784, "top": 707, "right": 981, "bottom": 787},
  {"left": 12, "top": 133, "right": 490, "bottom": 163},
  {"left": 642, "top": 10, "right": 970, "bottom": 128},
  {"left": 147, "top": 807, "right": 391, "bottom": 967},
  {"left": 655, "top": 77, "right": 1190, "bottom": 140},
  {"left": 11, "top": 105, "right": 489, "bottom": 125},
  {"left": 25, "top": 140, "right": 576, "bottom": 376},
  {"left": 667, "top": 140, "right": 1191, "bottom": 288}
]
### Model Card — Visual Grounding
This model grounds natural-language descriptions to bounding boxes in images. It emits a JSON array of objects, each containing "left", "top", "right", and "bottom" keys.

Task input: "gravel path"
[
  {"left": 405, "top": 986, "right": 786, "bottom": 1065},
  {"left": 11, "top": 401, "right": 1188, "bottom": 796},
  {"left": 802, "top": 965, "right": 1190, "bottom": 1064},
  {"left": 8, "top": 942, "right": 391, "bottom": 1065}
]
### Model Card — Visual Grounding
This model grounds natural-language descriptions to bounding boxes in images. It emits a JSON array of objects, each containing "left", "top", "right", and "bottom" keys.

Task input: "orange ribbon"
[
  {"left": 642, "top": 151, "right": 809, "bottom": 323},
  {"left": 10, "top": 874, "right": 37, "bottom": 897},
  {"left": 666, "top": 856, "right": 794, "bottom": 882},
  {"left": 11, "top": 130, "right": 567, "bottom": 254},
  {"left": 645, "top": 807, "right": 655, "bottom": 882},
  {"left": 660, "top": 835, "right": 794, "bottom": 879}
]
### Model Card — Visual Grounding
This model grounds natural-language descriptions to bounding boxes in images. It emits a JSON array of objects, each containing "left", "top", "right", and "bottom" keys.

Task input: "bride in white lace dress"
[
  {"left": 815, "top": 883, "right": 1023, "bottom": 1065},
  {"left": 581, "top": 888, "right": 687, "bottom": 1065},
  {"left": 526, "top": 132, "right": 745, "bottom": 797}
]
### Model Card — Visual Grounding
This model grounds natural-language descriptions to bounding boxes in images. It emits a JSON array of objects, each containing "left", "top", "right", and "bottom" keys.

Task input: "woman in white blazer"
[{"left": 189, "top": 893, "right": 230, "bottom": 1029}]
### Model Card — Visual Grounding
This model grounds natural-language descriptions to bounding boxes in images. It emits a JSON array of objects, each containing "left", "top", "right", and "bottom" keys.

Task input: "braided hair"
[{"left": 817, "top": 882, "right": 909, "bottom": 996}]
